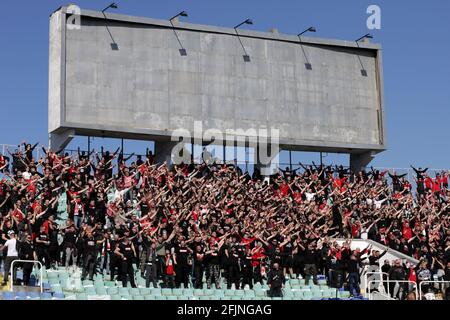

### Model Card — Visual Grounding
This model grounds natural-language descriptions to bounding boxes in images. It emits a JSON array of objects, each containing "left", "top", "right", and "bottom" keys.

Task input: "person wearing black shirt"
[
  {"left": 240, "top": 247, "right": 254, "bottom": 289},
  {"left": 381, "top": 259, "right": 391, "bottom": 294},
  {"left": 267, "top": 263, "right": 285, "bottom": 297},
  {"left": 17, "top": 233, "right": 36, "bottom": 285},
  {"left": 115, "top": 236, "right": 137, "bottom": 288},
  {"left": 99, "top": 229, "right": 114, "bottom": 276},
  {"left": 205, "top": 244, "right": 221, "bottom": 289},
  {"left": 173, "top": 239, "right": 192, "bottom": 288},
  {"left": 347, "top": 254, "right": 362, "bottom": 296},
  {"left": 62, "top": 225, "right": 78, "bottom": 269},
  {"left": 47, "top": 217, "right": 60, "bottom": 269},
  {"left": 303, "top": 243, "right": 320, "bottom": 286},
  {"left": 145, "top": 242, "right": 159, "bottom": 288},
  {"left": 193, "top": 245, "right": 205, "bottom": 289},
  {"left": 81, "top": 231, "right": 98, "bottom": 281},
  {"left": 35, "top": 225, "right": 51, "bottom": 268},
  {"left": 226, "top": 246, "right": 240, "bottom": 289}
]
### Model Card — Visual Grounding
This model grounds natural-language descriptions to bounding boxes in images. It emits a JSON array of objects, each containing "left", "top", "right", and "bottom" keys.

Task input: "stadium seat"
[
  {"left": 193, "top": 289, "right": 203, "bottom": 296},
  {"left": 15, "top": 291, "right": 27, "bottom": 299},
  {"left": 118, "top": 287, "right": 129, "bottom": 295},
  {"left": 172, "top": 289, "right": 183, "bottom": 296},
  {"left": 76, "top": 293, "right": 87, "bottom": 300},
  {"left": 2, "top": 292, "right": 14, "bottom": 300},
  {"left": 150, "top": 288, "right": 161, "bottom": 296},
  {"left": 139, "top": 288, "right": 151, "bottom": 295},
  {"left": 107, "top": 287, "right": 119, "bottom": 295},
  {"left": 302, "top": 291, "right": 312, "bottom": 300},
  {"left": 133, "top": 295, "right": 144, "bottom": 300},
  {"left": 95, "top": 287, "right": 107, "bottom": 295},
  {"left": 161, "top": 288, "right": 172, "bottom": 296},
  {"left": 255, "top": 289, "right": 266, "bottom": 297},
  {"left": 129, "top": 287, "right": 141, "bottom": 295},
  {"left": 28, "top": 292, "right": 41, "bottom": 300},
  {"left": 182, "top": 289, "right": 194, "bottom": 296},
  {"left": 201, "top": 289, "right": 213, "bottom": 296},
  {"left": 54, "top": 292, "right": 65, "bottom": 299},
  {"left": 41, "top": 292, "right": 53, "bottom": 300},
  {"left": 84, "top": 287, "right": 96, "bottom": 295}
]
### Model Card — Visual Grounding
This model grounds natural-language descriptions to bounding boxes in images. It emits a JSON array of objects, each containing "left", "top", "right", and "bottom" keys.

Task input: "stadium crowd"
[{"left": 0, "top": 142, "right": 449, "bottom": 300}]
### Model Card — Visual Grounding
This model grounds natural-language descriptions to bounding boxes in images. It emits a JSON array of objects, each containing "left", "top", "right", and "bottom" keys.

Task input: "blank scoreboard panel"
[{"left": 49, "top": 7, "right": 386, "bottom": 152}]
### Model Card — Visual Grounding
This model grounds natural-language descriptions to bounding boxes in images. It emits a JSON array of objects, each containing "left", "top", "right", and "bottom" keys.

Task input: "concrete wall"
[{"left": 49, "top": 7, "right": 386, "bottom": 155}]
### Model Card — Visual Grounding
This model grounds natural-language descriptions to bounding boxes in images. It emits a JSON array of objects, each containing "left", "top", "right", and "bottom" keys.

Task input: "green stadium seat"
[
  {"left": 199, "top": 296, "right": 210, "bottom": 300},
  {"left": 182, "top": 289, "right": 194, "bottom": 296},
  {"left": 110, "top": 295, "right": 121, "bottom": 300},
  {"left": 139, "top": 288, "right": 151, "bottom": 295},
  {"left": 107, "top": 287, "right": 119, "bottom": 295},
  {"left": 95, "top": 287, "right": 107, "bottom": 295},
  {"left": 120, "top": 295, "right": 132, "bottom": 300},
  {"left": 255, "top": 289, "right": 266, "bottom": 297},
  {"left": 166, "top": 296, "right": 177, "bottom": 300},
  {"left": 293, "top": 291, "right": 303, "bottom": 299},
  {"left": 244, "top": 290, "right": 255, "bottom": 298},
  {"left": 193, "top": 289, "right": 203, "bottom": 296},
  {"left": 224, "top": 290, "right": 235, "bottom": 297},
  {"left": 84, "top": 287, "right": 96, "bottom": 295},
  {"left": 133, "top": 295, "right": 144, "bottom": 300},
  {"left": 203, "top": 289, "right": 214, "bottom": 296},
  {"left": 143, "top": 295, "right": 153, "bottom": 300},
  {"left": 302, "top": 291, "right": 312, "bottom": 300},
  {"left": 129, "top": 287, "right": 141, "bottom": 296},
  {"left": 150, "top": 288, "right": 161, "bottom": 296},
  {"left": 118, "top": 287, "right": 129, "bottom": 295},
  {"left": 76, "top": 293, "right": 87, "bottom": 300},
  {"left": 172, "top": 289, "right": 183, "bottom": 296},
  {"left": 161, "top": 288, "right": 172, "bottom": 296}
]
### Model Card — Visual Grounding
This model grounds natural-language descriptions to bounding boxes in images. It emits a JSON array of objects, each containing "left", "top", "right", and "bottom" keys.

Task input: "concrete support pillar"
[
  {"left": 155, "top": 140, "right": 192, "bottom": 166},
  {"left": 49, "top": 129, "right": 75, "bottom": 152},
  {"left": 254, "top": 144, "right": 280, "bottom": 182},
  {"left": 350, "top": 152, "right": 375, "bottom": 173},
  {"left": 155, "top": 141, "right": 177, "bottom": 165}
]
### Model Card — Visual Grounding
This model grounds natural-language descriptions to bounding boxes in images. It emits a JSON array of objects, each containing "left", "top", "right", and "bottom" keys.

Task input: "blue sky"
[{"left": 0, "top": 0, "right": 449, "bottom": 170}]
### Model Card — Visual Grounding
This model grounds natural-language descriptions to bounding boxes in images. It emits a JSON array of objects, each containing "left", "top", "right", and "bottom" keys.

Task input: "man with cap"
[{"left": 0, "top": 230, "right": 19, "bottom": 286}]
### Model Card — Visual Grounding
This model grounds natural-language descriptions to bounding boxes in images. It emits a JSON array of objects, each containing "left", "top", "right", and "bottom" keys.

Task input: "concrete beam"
[
  {"left": 49, "top": 129, "right": 75, "bottom": 152},
  {"left": 350, "top": 151, "right": 375, "bottom": 172}
]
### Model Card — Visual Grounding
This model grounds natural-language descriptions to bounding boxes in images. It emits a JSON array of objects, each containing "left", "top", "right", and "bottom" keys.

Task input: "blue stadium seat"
[
  {"left": 15, "top": 292, "right": 27, "bottom": 299},
  {"left": 41, "top": 292, "right": 53, "bottom": 299},
  {"left": 54, "top": 292, "right": 65, "bottom": 299},
  {"left": 2, "top": 292, "right": 14, "bottom": 300},
  {"left": 28, "top": 292, "right": 41, "bottom": 299}
]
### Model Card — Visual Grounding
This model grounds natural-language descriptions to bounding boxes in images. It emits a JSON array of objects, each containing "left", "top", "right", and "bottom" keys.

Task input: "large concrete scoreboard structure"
[{"left": 49, "top": 6, "right": 386, "bottom": 170}]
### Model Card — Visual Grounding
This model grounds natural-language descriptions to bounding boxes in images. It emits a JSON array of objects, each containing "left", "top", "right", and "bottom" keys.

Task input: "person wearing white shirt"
[{"left": 0, "top": 230, "right": 19, "bottom": 286}]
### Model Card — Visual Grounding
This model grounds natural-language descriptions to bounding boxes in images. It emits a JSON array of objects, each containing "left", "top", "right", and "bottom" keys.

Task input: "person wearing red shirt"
[
  {"left": 432, "top": 174, "right": 441, "bottom": 196},
  {"left": 424, "top": 176, "right": 433, "bottom": 191}
]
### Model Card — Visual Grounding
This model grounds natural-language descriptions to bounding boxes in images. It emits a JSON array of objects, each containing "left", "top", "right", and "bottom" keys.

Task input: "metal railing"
[
  {"left": 419, "top": 280, "right": 450, "bottom": 300},
  {"left": 368, "top": 279, "right": 418, "bottom": 300},
  {"left": 10, "top": 259, "right": 44, "bottom": 293},
  {"left": 364, "top": 271, "right": 390, "bottom": 297}
]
